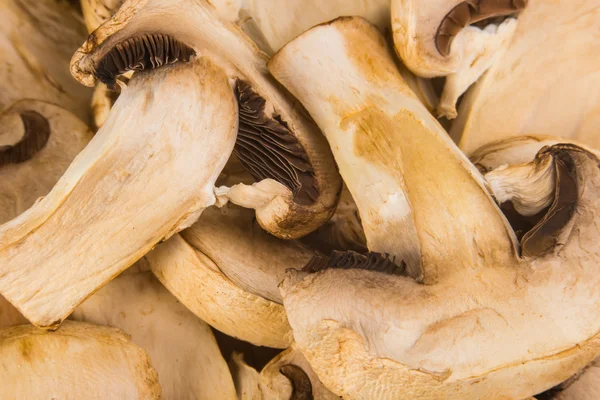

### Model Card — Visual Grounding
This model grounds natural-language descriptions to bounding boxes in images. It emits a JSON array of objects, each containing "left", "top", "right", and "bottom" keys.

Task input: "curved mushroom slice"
[
  {"left": 0, "top": 320, "right": 161, "bottom": 398},
  {"left": 271, "top": 18, "right": 600, "bottom": 399},
  {"left": 269, "top": 17, "right": 516, "bottom": 282},
  {"left": 71, "top": 0, "right": 341, "bottom": 240},
  {"left": 450, "top": 0, "right": 600, "bottom": 152},
  {"left": 81, "top": 0, "right": 125, "bottom": 32},
  {"left": 230, "top": 347, "right": 339, "bottom": 400},
  {"left": 71, "top": 271, "right": 237, "bottom": 399},
  {"left": 535, "top": 357, "right": 600, "bottom": 400},
  {"left": 146, "top": 233, "right": 293, "bottom": 348},
  {"left": 0, "top": 0, "right": 92, "bottom": 121},
  {"left": 392, "top": 0, "right": 527, "bottom": 119},
  {"left": 0, "top": 58, "right": 237, "bottom": 328}
]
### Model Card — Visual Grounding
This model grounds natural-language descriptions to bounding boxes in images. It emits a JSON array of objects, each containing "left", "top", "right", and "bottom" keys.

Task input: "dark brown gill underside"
[
  {"left": 95, "top": 33, "right": 195, "bottom": 89},
  {"left": 234, "top": 80, "right": 319, "bottom": 206},
  {"left": 303, "top": 250, "right": 406, "bottom": 276},
  {"left": 279, "top": 364, "right": 314, "bottom": 400},
  {"left": 435, "top": 0, "right": 528, "bottom": 57},
  {"left": 0, "top": 111, "right": 50, "bottom": 165}
]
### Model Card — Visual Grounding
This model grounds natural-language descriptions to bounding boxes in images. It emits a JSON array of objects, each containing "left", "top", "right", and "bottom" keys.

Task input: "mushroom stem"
[
  {"left": 0, "top": 57, "right": 237, "bottom": 327},
  {"left": 268, "top": 17, "right": 517, "bottom": 283}
]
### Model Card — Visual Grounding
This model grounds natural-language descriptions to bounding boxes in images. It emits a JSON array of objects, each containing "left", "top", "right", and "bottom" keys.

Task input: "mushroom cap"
[
  {"left": 0, "top": 0, "right": 92, "bottom": 121},
  {"left": 72, "top": 271, "right": 237, "bottom": 399},
  {"left": 450, "top": 0, "right": 600, "bottom": 152},
  {"left": 0, "top": 321, "right": 161, "bottom": 399}
]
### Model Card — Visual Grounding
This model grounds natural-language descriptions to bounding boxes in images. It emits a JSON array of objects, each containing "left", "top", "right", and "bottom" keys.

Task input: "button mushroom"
[
  {"left": 0, "top": 321, "right": 161, "bottom": 398},
  {"left": 270, "top": 17, "right": 600, "bottom": 399},
  {"left": 392, "top": 0, "right": 528, "bottom": 119},
  {"left": 450, "top": 0, "right": 600, "bottom": 152},
  {"left": 146, "top": 204, "right": 314, "bottom": 348},
  {"left": 71, "top": 271, "right": 237, "bottom": 399}
]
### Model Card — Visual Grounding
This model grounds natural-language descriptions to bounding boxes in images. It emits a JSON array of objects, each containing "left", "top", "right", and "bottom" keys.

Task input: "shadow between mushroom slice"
[
  {"left": 71, "top": 0, "right": 341, "bottom": 240},
  {"left": 450, "top": 0, "right": 600, "bottom": 152},
  {"left": 0, "top": 57, "right": 237, "bottom": 328},
  {"left": 146, "top": 204, "right": 313, "bottom": 348},
  {"left": 0, "top": 0, "right": 92, "bottom": 121},
  {"left": 270, "top": 17, "right": 600, "bottom": 399},
  {"left": 535, "top": 356, "right": 600, "bottom": 400},
  {"left": 230, "top": 346, "right": 338, "bottom": 400},
  {"left": 392, "top": 0, "right": 528, "bottom": 119},
  {"left": 71, "top": 271, "right": 237, "bottom": 399},
  {"left": 0, "top": 321, "right": 161, "bottom": 398}
]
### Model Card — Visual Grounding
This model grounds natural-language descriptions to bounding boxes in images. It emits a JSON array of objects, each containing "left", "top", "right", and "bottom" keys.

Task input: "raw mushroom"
[
  {"left": 147, "top": 204, "right": 313, "bottom": 348},
  {"left": 270, "top": 17, "right": 600, "bottom": 399},
  {"left": 230, "top": 346, "right": 339, "bottom": 400},
  {"left": 71, "top": 271, "right": 237, "bottom": 399},
  {"left": 535, "top": 357, "right": 600, "bottom": 400},
  {"left": 392, "top": 0, "right": 527, "bottom": 119},
  {"left": 0, "top": 100, "right": 92, "bottom": 330},
  {"left": 450, "top": 0, "right": 600, "bottom": 152},
  {"left": 0, "top": 321, "right": 161, "bottom": 398},
  {"left": 0, "top": 0, "right": 92, "bottom": 121},
  {"left": 72, "top": 0, "right": 341, "bottom": 240}
]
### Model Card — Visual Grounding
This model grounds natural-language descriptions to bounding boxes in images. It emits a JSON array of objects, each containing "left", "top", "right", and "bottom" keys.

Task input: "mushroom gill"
[
  {"left": 0, "top": 110, "right": 50, "bottom": 165},
  {"left": 269, "top": 17, "right": 600, "bottom": 399}
]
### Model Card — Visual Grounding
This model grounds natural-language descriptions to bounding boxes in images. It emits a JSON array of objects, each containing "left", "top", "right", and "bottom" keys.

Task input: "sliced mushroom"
[
  {"left": 81, "top": 0, "right": 125, "bottom": 32},
  {"left": 0, "top": 57, "right": 237, "bottom": 328},
  {"left": 0, "top": 0, "right": 92, "bottom": 121},
  {"left": 146, "top": 203, "right": 313, "bottom": 347},
  {"left": 270, "top": 17, "right": 600, "bottom": 399},
  {"left": 0, "top": 320, "right": 161, "bottom": 398},
  {"left": 392, "top": 0, "right": 527, "bottom": 119},
  {"left": 71, "top": 271, "right": 237, "bottom": 399},
  {"left": 72, "top": 0, "right": 341, "bottom": 240},
  {"left": 230, "top": 346, "right": 338, "bottom": 400},
  {"left": 450, "top": 0, "right": 600, "bottom": 152},
  {"left": 269, "top": 17, "right": 515, "bottom": 282}
]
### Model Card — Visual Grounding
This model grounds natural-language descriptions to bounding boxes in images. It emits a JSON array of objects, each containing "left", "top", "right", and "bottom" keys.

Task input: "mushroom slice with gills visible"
[
  {"left": 230, "top": 346, "right": 339, "bottom": 400},
  {"left": 0, "top": 320, "right": 161, "bottom": 398},
  {"left": 450, "top": 0, "right": 600, "bottom": 152},
  {"left": 0, "top": 57, "right": 237, "bottom": 328},
  {"left": 71, "top": 0, "right": 341, "bottom": 240},
  {"left": 0, "top": 100, "right": 92, "bottom": 330},
  {"left": 146, "top": 203, "right": 313, "bottom": 347},
  {"left": 270, "top": 17, "right": 600, "bottom": 399},
  {"left": 71, "top": 271, "right": 237, "bottom": 399},
  {"left": 392, "top": 0, "right": 528, "bottom": 119},
  {"left": 0, "top": 0, "right": 92, "bottom": 121}
]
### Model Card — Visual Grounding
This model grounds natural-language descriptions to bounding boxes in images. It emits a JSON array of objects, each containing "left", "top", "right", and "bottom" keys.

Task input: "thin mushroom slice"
[
  {"left": 146, "top": 233, "right": 293, "bottom": 348},
  {"left": 450, "top": 0, "right": 600, "bottom": 152},
  {"left": 71, "top": 271, "right": 237, "bottom": 399},
  {"left": 0, "top": 320, "right": 161, "bottom": 399},
  {"left": 269, "top": 17, "right": 517, "bottom": 282},
  {"left": 230, "top": 347, "right": 339, "bottom": 400},
  {"left": 392, "top": 0, "right": 527, "bottom": 119},
  {"left": 71, "top": 0, "right": 341, "bottom": 240},
  {"left": 0, "top": 58, "right": 237, "bottom": 328},
  {"left": 0, "top": 0, "right": 92, "bottom": 121},
  {"left": 271, "top": 18, "right": 600, "bottom": 399}
]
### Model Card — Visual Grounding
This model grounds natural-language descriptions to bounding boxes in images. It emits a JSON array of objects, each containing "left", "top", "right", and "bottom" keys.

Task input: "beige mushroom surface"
[
  {"left": 71, "top": 271, "right": 236, "bottom": 399},
  {"left": 536, "top": 357, "right": 600, "bottom": 400},
  {"left": 392, "top": 0, "right": 527, "bottom": 119},
  {"left": 0, "top": 0, "right": 92, "bottom": 121},
  {"left": 269, "top": 17, "right": 600, "bottom": 399},
  {"left": 451, "top": 0, "right": 600, "bottom": 153},
  {"left": 0, "top": 321, "right": 161, "bottom": 399}
]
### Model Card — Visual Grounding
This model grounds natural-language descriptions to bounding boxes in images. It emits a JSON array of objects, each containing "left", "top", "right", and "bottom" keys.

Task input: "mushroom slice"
[
  {"left": 230, "top": 346, "right": 339, "bottom": 399},
  {"left": 450, "top": 0, "right": 600, "bottom": 152},
  {"left": 0, "top": 0, "right": 92, "bottom": 120},
  {"left": 0, "top": 57, "right": 237, "bottom": 328},
  {"left": 81, "top": 0, "right": 125, "bottom": 32},
  {"left": 146, "top": 203, "right": 313, "bottom": 347},
  {"left": 71, "top": 0, "right": 341, "bottom": 240},
  {"left": 71, "top": 271, "right": 237, "bottom": 399},
  {"left": 269, "top": 17, "right": 516, "bottom": 282},
  {"left": 271, "top": 18, "right": 600, "bottom": 399},
  {"left": 0, "top": 320, "right": 161, "bottom": 398},
  {"left": 392, "top": 0, "right": 527, "bottom": 119}
]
